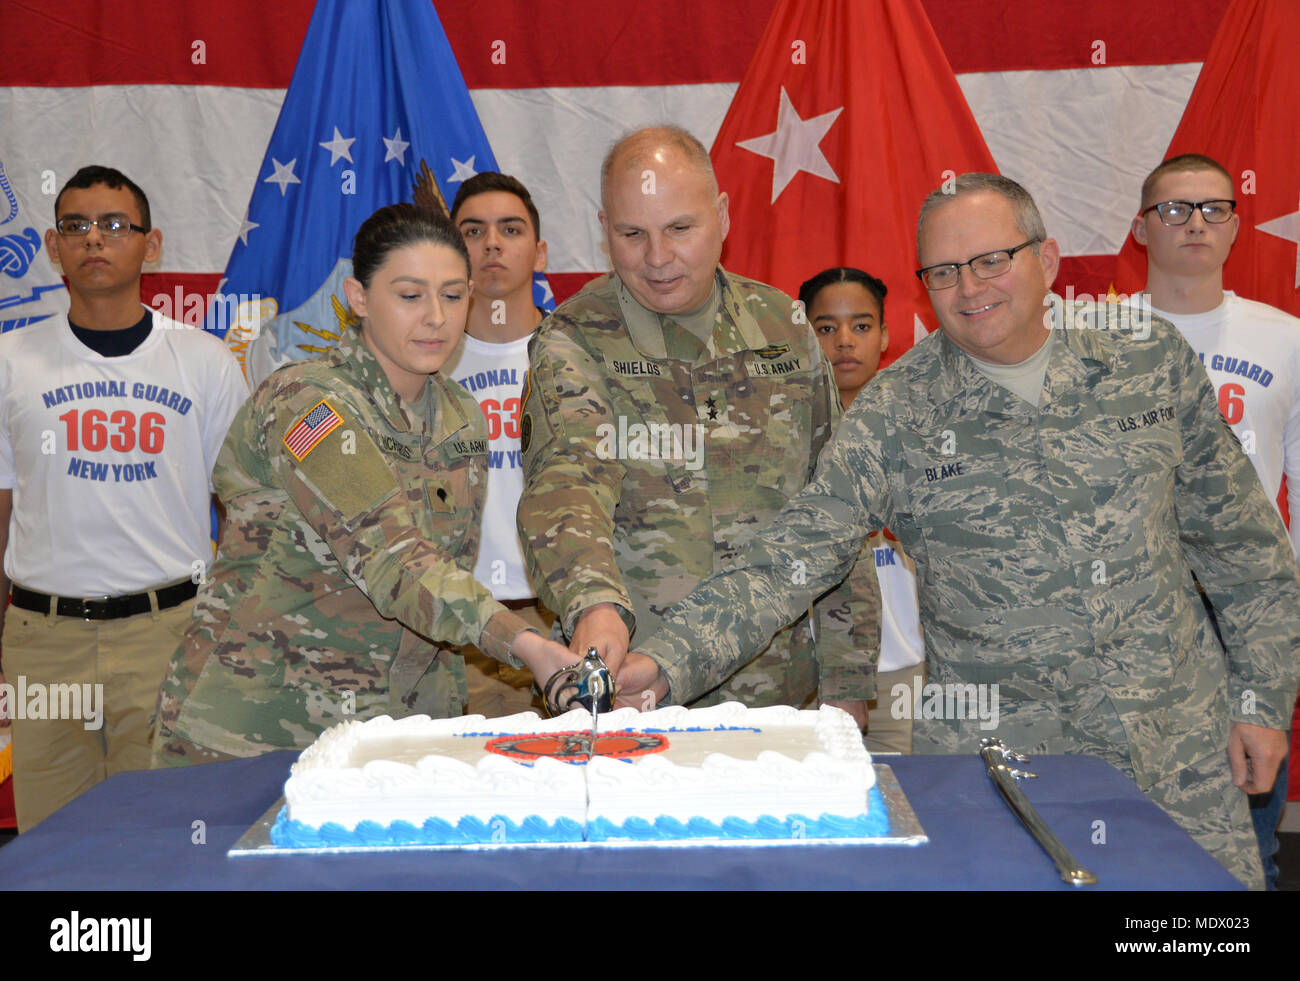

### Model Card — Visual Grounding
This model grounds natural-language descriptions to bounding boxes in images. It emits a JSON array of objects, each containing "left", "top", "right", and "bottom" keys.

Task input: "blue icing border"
[
  {"left": 586, "top": 785, "right": 889, "bottom": 842},
  {"left": 271, "top": 810, "right": 584, "bottom": 847},
  {"left": 269, "top": 785, "right": 889, "bottom": 848}
]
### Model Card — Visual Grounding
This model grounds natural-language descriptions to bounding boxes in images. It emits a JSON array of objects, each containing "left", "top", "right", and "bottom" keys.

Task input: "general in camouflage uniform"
[
  {"left": 518, "top": 126, "right": 871, "bottom": 710},
  {"left": 151, "top": 332, "right": 533, "bottom": 765},
  {"left": 632, "top": 180, "right": 1300, "bottom": 888},
  {"left": 518, "top": 264, "right": 872, "bottom": 707}
]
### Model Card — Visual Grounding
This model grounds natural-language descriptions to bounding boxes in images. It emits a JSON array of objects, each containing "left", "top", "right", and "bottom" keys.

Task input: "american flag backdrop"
[{"left": 9, "top": 0, "right": 1293, "bottom": 352}]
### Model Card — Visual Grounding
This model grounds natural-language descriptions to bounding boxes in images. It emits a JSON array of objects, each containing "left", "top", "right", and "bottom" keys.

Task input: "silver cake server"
[{"left": 979, "top": 737, "right": 1098, "bottom": 887}]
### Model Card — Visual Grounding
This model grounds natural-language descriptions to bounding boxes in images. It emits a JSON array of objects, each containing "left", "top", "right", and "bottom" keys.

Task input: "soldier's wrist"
[
  {"left": 485, "top": 609, "right": 535, "bottom": 667},
  {"left": 566, "top": 595, "right": 635, "bottom": 638}
]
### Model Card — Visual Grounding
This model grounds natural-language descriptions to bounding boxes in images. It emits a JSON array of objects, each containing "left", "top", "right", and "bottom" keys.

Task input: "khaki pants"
[
  {"left": 865, "top": 662, "right": 928, "bottom": 755},
  {"left": 463, "top": 602, "right": 553, "bottom": 719},
  {"left": 2, "top": 595, "right": 194, "bottom": 831}
]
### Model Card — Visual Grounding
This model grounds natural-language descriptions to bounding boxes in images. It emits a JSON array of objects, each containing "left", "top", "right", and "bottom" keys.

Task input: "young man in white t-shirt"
[
  {"left": 0, "top": 166, "right": 247, "bottom": 830},
  {"left": 444, "top": 172, "right": 552, "bottom": 717},
  {"left": 1132, "top": 152, "right": 1300, "bottom": 888}
]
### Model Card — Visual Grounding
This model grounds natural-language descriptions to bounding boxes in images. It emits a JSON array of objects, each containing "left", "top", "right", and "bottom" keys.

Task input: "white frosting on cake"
[{"left": 282, "top": 702, "right": 875, "bottom": 839}]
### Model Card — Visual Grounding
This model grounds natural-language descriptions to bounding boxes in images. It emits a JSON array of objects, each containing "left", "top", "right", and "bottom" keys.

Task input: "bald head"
[
  {"left": 600, "top": 125, "right": 719, "bottom": 211},
  {"left": 597, "top": 125, "right": 730, "bottom": 317}
]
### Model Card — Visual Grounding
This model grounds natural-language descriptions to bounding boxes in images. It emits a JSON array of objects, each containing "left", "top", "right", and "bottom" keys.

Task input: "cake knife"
[
  {"left": 979, "top": 737, "right": 1098, "bottom": 887},
  {"left": 538, "top": 650, "right": 614, "bottom": 840},
  {"left": 578, "top": 648, "right": 614, "bottom": 841},
  {"left": 584, "top": 649, "right": 601, "bottom": 765},
  {"left": 577, "top": 647, "right": 616, "bottom": 754}
]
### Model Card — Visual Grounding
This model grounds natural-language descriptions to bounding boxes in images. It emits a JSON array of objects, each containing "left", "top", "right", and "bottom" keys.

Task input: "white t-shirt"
[
  {"left": 0, "top": 308, "right": 249, "bottom": 595},
  {"left": 1152, "top": 293, "right": 1300, "bottom": 562},
  {"left": 869, "top": 531, "right": 924, "bottom": 674},
  {"left": 445, "top": 332, "right": 533, "bottom": 601}
]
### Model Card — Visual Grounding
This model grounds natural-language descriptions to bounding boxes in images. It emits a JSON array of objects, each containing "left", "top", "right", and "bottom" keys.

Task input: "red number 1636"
[{"left": 58, "top": 409, "right": 166, "bottom": 453}]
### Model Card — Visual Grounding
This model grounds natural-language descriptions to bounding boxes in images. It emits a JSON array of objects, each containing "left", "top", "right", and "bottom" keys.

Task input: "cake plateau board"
[{"left": 228, "top": 763, "right": 926, "bottom": 855}]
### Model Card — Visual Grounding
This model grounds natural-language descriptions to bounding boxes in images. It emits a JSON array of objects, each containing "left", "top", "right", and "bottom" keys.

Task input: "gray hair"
[
  {"left": 916, "top": 172, "right": 1047, "bottom": 258},
  {"left": 600, "top": 125, "right": 719, "bottom": 210}
]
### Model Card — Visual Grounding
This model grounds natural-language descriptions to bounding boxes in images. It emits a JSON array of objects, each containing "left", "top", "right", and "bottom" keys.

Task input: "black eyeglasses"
[
  {"left": 56, "top": 214, "right": 148, "bottom": 238},
  {"left": 1141, "top": 199, "right": 1236, "bottom": 226},
  {"left": 916, "top": 239, "right": 1040, "bottom": 291}
]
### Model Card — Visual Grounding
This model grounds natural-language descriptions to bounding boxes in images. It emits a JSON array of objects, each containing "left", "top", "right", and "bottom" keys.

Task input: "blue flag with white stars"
[{"left": 216, "top": 0, "right": 553, "bottom": 385}]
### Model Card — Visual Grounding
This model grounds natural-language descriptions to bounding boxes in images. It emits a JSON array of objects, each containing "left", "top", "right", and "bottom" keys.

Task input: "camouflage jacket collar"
[
  {"left": 930, "top": 322, "right": 1112, "bottom": 418},
  {"left": 329, "top": 332, "right": 474, "bottom": 444},
  {"left": 426, "top": 372, "right": 477, "bottom": 447},
  {"left": 615, "top": 266, "right": 779, "bottom": 365},
  {"left": 331, "top": 332, "right": 409, "bottom": 430},
  {"left": 1043, "top": 315, "right": 1117, "bottom": 405}
]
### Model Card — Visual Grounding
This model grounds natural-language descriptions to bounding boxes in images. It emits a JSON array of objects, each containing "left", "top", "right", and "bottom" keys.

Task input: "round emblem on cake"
[{"left": 485, "top": 730, "right": 668, "bottom": 762}]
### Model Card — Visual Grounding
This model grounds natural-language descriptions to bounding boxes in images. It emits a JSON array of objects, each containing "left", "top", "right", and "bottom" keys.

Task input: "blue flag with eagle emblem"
[{"left": 217, "top": 0, "right": 553, "bottom": 385}]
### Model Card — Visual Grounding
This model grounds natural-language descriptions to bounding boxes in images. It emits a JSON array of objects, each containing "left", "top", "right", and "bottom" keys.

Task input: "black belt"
[{"left": 10, "top": 580, "right": 198, "bottom": 621}]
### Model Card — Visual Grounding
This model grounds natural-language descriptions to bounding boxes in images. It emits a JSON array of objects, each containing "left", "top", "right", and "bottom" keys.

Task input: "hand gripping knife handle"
[
  {"left": 979, "top": 737, "right": 1098, "bottom": 887},
  {"left": 542, "top": 648, "right": 615, "bottom": 718}
]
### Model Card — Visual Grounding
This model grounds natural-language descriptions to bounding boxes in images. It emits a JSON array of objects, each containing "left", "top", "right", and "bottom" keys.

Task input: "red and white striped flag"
[{"left": 3, "top": 0, "right": 1237, "bottom": 333}]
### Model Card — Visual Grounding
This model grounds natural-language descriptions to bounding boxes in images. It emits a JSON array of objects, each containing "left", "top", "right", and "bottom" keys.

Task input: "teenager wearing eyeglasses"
[
  {"left": 0, "top": 165, "right": 248, "bottom": 830},
  {"left": 1132, "top": 152, "right": 1300, "bottom": 889}
]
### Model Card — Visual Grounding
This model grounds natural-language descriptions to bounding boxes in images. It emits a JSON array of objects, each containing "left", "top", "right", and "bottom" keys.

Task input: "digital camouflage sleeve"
[{"left": 638, "top": 309, "right": 1300, "bottom": 744}]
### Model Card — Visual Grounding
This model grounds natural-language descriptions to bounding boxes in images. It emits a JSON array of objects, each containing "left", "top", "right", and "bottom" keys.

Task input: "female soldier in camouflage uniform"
[{"left": 152, "top": 204, "right": 575, "bottom": 766}]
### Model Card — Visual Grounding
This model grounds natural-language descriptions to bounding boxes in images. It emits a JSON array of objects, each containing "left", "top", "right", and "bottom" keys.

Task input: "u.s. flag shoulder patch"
[{"left": 284, "top": 400, "right": 344, "bottom": 461}]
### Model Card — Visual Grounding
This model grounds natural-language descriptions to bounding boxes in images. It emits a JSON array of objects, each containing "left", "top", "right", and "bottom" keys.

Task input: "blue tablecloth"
[{"left": 0, "top": 750, "right": 1240, "bottom": 890}]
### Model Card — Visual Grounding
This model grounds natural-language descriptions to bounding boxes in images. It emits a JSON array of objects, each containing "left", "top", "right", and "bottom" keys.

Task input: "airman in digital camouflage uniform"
[
  {"left": 518, "top": 126, "right": 873, "bottom": 714},
  {"left": 623, "top": 175, "right": 1300, "bottom": 888},
  {"left": 152, "top": 205, "right": 573, "bottom": 766}
]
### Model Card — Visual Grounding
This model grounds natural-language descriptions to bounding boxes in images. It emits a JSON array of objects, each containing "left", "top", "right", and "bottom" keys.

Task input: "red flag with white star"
[
  {"left": 1113, "top": 0, "right": 1300, "bottom": 317},
  {"left": 711, "top": 0, "right": 999, "bottom": 368}
]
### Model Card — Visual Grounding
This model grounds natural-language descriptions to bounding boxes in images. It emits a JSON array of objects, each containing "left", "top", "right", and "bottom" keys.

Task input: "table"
[{"left": 0, "top": 751, "right": 1240, "bottom": 890}]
